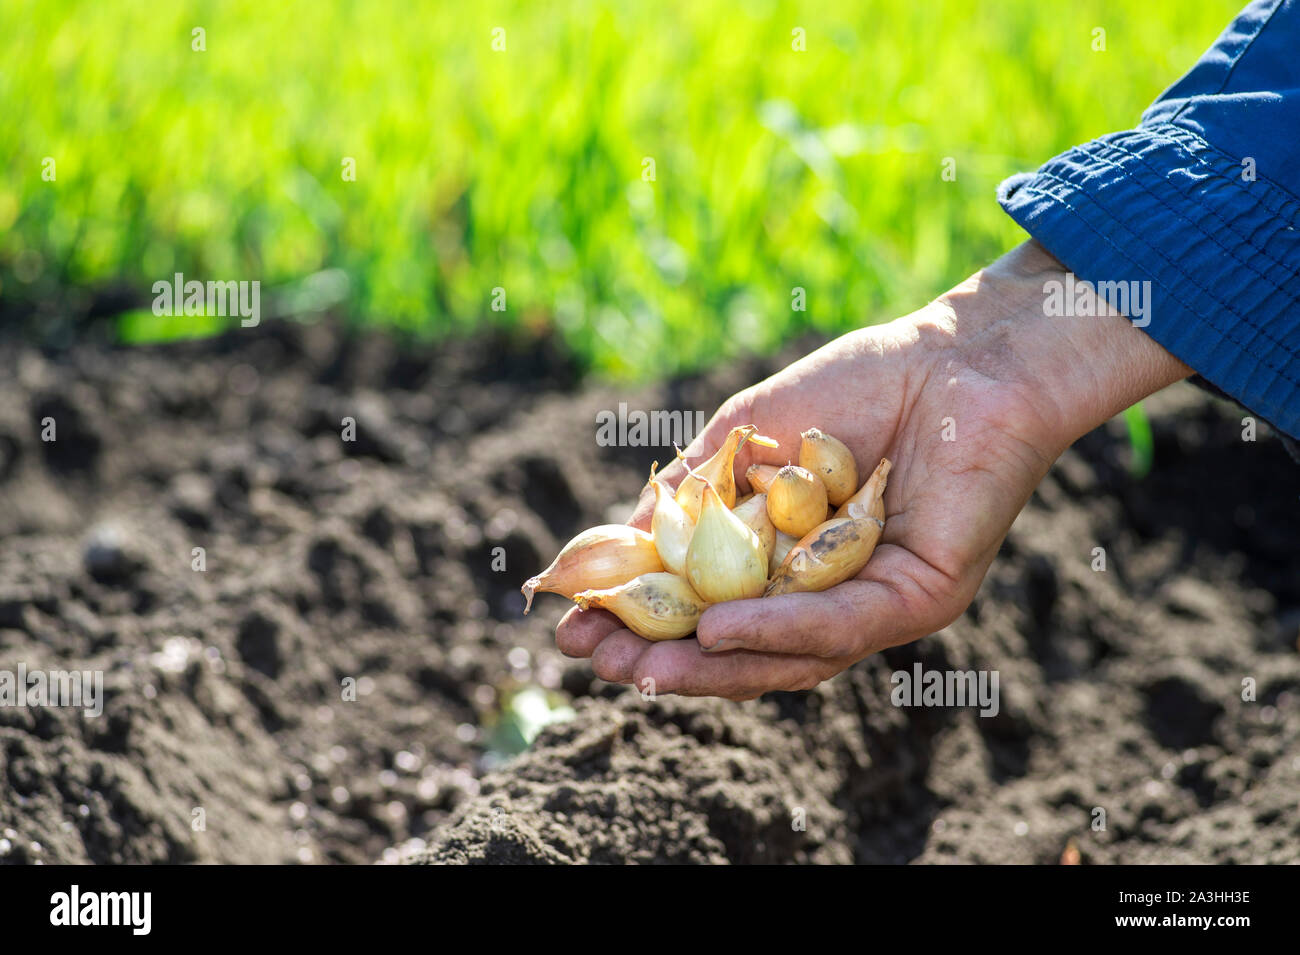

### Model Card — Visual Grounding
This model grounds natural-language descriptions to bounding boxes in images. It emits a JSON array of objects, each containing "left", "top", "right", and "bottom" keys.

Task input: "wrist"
[{"left": 921, "top": 240, "right": 1191, "bottom": 456}]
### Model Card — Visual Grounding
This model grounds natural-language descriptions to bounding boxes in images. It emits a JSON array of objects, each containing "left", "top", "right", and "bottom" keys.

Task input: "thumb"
[
  {"left": 626, "top": 479, "right": 656, "bottom": 531},
  {"left": 694, "top": 547, "right": 944, "bottom": 658}
]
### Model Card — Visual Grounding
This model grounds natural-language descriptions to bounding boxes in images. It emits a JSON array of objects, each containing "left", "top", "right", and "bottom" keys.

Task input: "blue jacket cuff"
[{"left": 997, "top": 121, "right": 1300, "bottom": 441}]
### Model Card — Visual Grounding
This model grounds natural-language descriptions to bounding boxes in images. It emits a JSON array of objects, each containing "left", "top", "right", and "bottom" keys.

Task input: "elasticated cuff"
[{"left": 998, "top": 121, "right": 1300, "bottom": 441}]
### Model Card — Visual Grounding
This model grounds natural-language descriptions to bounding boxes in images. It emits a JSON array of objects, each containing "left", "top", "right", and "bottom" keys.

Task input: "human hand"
[{"left": 556, "top": 241, "right": 1190, "bottom": 700}]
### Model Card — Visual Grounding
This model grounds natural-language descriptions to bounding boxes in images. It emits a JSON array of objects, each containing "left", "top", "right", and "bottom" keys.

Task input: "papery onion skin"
[
  {"left": 575, "top": 572, "right": 708, "bottom": 641},
  {"left": 522, "top": 524, "right": 663, "bottom": 613}
]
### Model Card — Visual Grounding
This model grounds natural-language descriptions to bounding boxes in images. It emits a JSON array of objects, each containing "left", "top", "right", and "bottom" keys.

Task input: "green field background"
[{"left": 0, "top": 0, "right": 1241, "bottom": 376}]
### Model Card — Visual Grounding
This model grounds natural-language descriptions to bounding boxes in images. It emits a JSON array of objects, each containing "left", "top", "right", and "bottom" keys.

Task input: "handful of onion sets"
[{"left": 521, "top": 425, "right": 891, "bottom": 641}]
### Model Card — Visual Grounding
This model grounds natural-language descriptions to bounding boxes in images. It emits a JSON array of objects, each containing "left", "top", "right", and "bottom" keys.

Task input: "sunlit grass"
[
  {"left": 1, "top": 0, "right": 1239, "bottom": 376},
  {"left": 1122, "top": 402, "right": 1155, "bottom": 477}
]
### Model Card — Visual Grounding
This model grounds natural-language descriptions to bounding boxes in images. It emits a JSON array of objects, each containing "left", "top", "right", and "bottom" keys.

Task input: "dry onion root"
[{"left": 520, "top": 425, "right": 892, "bottom": 641}]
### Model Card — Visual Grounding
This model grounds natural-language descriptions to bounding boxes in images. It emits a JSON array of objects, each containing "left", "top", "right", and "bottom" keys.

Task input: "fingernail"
[{"left": 701, "top": 638, "right": 739, "bottom": 653}]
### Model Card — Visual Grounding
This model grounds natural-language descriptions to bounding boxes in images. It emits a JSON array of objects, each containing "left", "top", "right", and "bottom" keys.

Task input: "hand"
[{"left": 555, "top": 241, "right": 1190, "bottom": 700}]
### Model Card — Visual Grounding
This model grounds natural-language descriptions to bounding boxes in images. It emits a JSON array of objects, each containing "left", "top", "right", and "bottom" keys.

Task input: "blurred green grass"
[{"left": 0, "top": 0, "right": 1239, "bottom": 377}]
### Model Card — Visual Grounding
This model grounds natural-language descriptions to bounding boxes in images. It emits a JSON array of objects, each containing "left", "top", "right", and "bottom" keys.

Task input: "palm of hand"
[{"left": 556, "top": 316, "right": 1057, "bottom": 701}]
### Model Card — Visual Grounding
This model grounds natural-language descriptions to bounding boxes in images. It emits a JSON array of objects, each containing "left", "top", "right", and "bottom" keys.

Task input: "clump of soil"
[{"left": 0, "top": 321, "right": 1295, "bottom": 865}]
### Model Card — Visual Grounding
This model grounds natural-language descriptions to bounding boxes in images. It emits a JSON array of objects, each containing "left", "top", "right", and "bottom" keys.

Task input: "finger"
[
  {"left": 590, "top": 628, "right": 653, "bottom": 685},
  {"left": 554, "top": 604, "right": 623, "bottom": 658},
  {"left": 625, "top": 480, "right": 656, "bottom": 530},
  {"left": 630, "top": 639, "right": 836, "bottom": 700},
  {"left": 694, "top": 583, "right": 903, "bottom": 658},
  {"left": 694, "top": 545, "right": 948, "bottom": 658}
]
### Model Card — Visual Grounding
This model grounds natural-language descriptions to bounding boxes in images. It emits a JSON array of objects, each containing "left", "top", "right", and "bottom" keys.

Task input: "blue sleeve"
[{"left": 997, "top": 0, "right": 1300, "bottom": 441}]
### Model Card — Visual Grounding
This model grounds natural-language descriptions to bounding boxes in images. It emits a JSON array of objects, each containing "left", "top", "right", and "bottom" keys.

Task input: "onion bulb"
[
  {"left": 798, "top": 428, "right": 858, "bottom": 507},
  {"left": 521, "top": 524, "right": 663, "bottom": 613},
  {"left": 765, "top": 465, "right": 828, "bottom": 539},
  {"left": 685, "top": 484, "right": 768, "bottom": 603},
  {"left": 575, "top": 572, "right": 708, "bottom": 641}
]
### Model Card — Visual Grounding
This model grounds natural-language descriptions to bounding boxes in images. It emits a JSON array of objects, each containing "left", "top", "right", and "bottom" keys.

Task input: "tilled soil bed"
[{"left": 0, "top": 321, "right": 1295, "bottom": 864}]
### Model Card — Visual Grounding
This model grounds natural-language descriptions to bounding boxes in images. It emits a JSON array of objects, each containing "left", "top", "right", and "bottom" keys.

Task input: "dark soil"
[{"left": 0, "top": 320, "right": 1295, "bottom": 865}]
